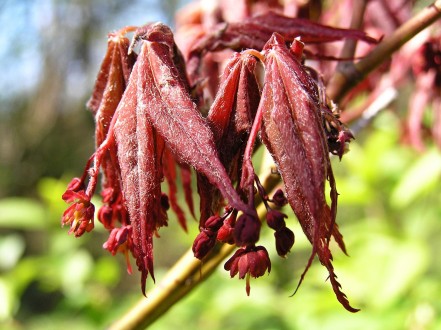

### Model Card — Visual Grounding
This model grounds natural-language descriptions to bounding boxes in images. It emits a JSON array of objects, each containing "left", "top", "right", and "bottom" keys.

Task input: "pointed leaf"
[
  {"left": 134, "top": 23, "right": 252, "bottom": 217},
  {"left": 113, "top": 57, "right": 167, "bottom": 294},
  {"left": 198, "top": 52, "right": 260, "bottom": 222},
  {"left": 259, "top": 33, "right": 356, "bottom": 312}
]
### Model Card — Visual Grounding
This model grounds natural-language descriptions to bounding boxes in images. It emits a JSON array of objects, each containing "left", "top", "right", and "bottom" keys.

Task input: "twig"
[
  {"left": 327, "top": 0, "right": 441, "bottom": 103},
  {"left": 107, "top": 244, "right": 235, "bottom": 330},
  {"left": 335, "top": 0, "right": 367, "bottom": 67},
  {"left": 107, "top": 151, "right": 280, "bottom": 330},
  {"left": 348, "top": 86, "right": 398, "bottom": 134}
]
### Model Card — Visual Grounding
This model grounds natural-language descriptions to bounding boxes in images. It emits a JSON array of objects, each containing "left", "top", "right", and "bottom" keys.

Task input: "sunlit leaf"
[
  {"left": 0, "top": 198, "right": 47, "bottom": 229},
  {"left": 0, "top": 235, "right": 25, "bottom": 271},
  {"left": 390, "top": 148, "right": 441, "bottom": 208}
]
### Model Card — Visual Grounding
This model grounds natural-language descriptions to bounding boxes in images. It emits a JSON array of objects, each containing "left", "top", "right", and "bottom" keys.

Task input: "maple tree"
[{"left": 61, "top": 0, "right": 441, "bottom": 328}]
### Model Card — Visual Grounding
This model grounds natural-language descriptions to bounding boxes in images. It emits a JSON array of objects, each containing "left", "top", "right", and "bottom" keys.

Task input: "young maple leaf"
[
  {"left": 186, "top": 11, "right": 377, "bottom": 82},
  {"left": 112, "top": 57, "right": 167, "bottom": 293},
  {"left": 107, "top": 23, "right": 257, "bottom": 292},
  {"left": 258, "top": 33, "right": 358, "bottom": 312},
  {"left": 87, "top": 31, "right": 136, "bottom": 231},
  {"left": 131, "top": 23, "right": 252, "bottom": 218},
  {"left": 198, "top": 52, "right": 260, "bottom": 225}
]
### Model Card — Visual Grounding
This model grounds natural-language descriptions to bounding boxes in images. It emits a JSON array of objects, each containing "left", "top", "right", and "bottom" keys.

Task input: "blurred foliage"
[
  {"left": 1, "top": 110, "right": 441, "bottom": 329},
  {"left": 146, "top": 111, "right": 441, "bottom": 330},
  {"left": 0, "top": 0, "right": 185, "bottom": 198}
]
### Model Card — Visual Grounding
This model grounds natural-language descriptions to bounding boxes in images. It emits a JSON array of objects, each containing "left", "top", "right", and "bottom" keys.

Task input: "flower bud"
[
  {"left": 98, "top": 205, "right": 114, "bottom": 229},
  {"left": 217, "top": 217, "right": 235, "bottom": 244},
  {"left": 66, "top": 177, "right": 83, "bottom": 192},
  {"left": 233, "top": 214, "right": 261, "bottom": 247},
  {"left": 192, "top": 230, "right": 216, "bottom": 260},
  {"left": 266, "top": 209, "right": 287, "bottom": 231},
  {"left": 103, "top": 226, "right": 133, "bottom": 274},
  {"left": 271, "top": 189, "right": 288, "bottom": 207},
  {"left": 160, "top": 193, "right": 170, "bottom": 211},
  {"left": 274, "top": 227, "right": 295, "bottom": 257},
  {"left": 204, "top": 215, "right": 223, "bottom": 231}
]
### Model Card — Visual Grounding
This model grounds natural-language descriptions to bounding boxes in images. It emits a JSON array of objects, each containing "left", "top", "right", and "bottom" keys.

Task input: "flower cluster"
[{"left": 62, "top": 0, "right": 377, "bottom": 311}]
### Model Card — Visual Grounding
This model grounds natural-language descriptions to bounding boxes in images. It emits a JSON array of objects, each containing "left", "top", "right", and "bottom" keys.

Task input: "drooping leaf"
[
  {"left": 113, "top": 58, "right": 167, "bottom": 294},
  {"left": 133, "top": 23, "right": 252, "bottom": 217},
  {"left": 259, "top": 33, "right": 356, "bottom": 312},
  {"left": 187, "top": 11, "right": 377, "bottom": 80},
  {"left": 198, "top": 52, "right": 261, "bottom": 223},
  {"left": 88, "top": 33, "right": 136, "bottom": 140},
  {"left": 86, "top": 32, "right": 137, "bottom": 231}
]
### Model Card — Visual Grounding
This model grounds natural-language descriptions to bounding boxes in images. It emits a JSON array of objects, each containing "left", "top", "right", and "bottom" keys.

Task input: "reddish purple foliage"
[{"left": 61, "top": 3, "right": 375, "bottom": 310}]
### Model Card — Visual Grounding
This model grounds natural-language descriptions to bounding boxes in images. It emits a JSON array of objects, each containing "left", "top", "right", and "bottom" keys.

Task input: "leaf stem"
[
  {"left": 335, "top": 0, "right": 367, "bottom": 64},
  {"left": 327, "top": 0, "right": 441, "bottom": 103}
]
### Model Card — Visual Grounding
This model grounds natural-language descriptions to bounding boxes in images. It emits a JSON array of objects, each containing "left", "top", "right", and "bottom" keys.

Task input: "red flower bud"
[
  {"left": 233, "top": 214, "right": 261, "bottom": 247},
  {"left": 274, "top": 227, "right": 295, "bottom": 257},
  {"left": 217, "top": 216, "right": 235, "bottom": 244},
  {"left": 160, "top": 193, "right": 170, "bottom": 211},
  {"left": 192, "top": 230, "right": 217, "bottom": 260},
  {"left": 103, "top": 226, "right": 133, "bottom": 274},
  {"left": 66, "top": 177, "right": 83, "bottom": 192},
  {"left": 271, "top": 189, "right": 288, "bottom": 207},
  {"left": 204, "top": 215, "right": 224, "bottom": 231},
  {"left": 266, "top": 210, "right": 287, "bottom": 231},
  {"left": 97, "top": 205, "right": 114, "bottom": 229}
]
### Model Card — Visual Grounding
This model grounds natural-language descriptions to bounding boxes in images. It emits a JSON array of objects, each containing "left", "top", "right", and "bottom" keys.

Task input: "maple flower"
[
  {"left": 216, "top": 213, "right": 236, "bottom": 244},
  {"left": 274, "top": 227, "right": 295, "bottom": 257},
  {"left": 265, "top": 209, "right": 287, "bottom": 231},
  {"left": 103, "top": 226, "right": 134, "bottom": 274},
  {"left": 270, "top": 189, "right": 288, "bottom": 207},
  {"left": 224, "top": 245, "right": 271, "bottom": 295},
  {"left": 61, "top": 188, "right": 94, "bottom": 237},
  {"left": 192, "top": 215, "right": 223, "bottom": 259},
  {"left": 233, "top": 213, "right": 261, "bottom": 247}
]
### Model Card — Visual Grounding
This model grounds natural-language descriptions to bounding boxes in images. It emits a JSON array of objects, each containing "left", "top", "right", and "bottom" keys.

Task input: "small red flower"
[
  {"left": 224, "top": 245, "right": 271, "bottom": 295},
  {"left": 192, "top": 215, "right": 224, "bottom": 259},
  {"left": 61, "top": 189, "right": 94, "bottom": 237},
  {"left": 217, "top": 213, "right": 236, "bottom": 244},
  {"left": 103, "top": 226, "right": 133, "bottom": 274},
  {"left": 270, "top": 189, "right": 288, "bottom": 207},
  {"left": 192, "top": 230, "right": 217, "bottom": 260},
  {"left": 265, "top": 209, "right": 287, "bottom": 231}
]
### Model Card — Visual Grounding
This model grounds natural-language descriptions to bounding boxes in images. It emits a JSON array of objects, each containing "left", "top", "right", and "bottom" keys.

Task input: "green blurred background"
[{"left": 1, "top": 1, "right": 440, "bottom": 329}]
